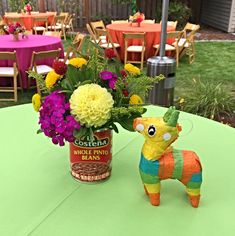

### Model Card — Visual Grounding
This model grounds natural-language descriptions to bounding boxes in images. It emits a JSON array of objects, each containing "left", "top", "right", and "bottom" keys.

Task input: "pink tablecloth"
[
  {"left": 0, "top": 35, "right": 64, "bottom": 89},
  {"left": 107, "top": 23, "right": 175, "bottom": 61}
]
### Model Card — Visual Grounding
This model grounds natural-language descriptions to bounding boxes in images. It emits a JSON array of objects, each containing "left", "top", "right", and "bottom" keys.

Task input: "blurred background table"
[
  {"left": 107, "top": 23, "right": 175, "bottom": 60},
  {"left": 0, "top": 35, "right": 64, "bottom": 89},
  {"left": 0, "top": 104, "right": 235, "bottom": 236},
  {"left": 4, "top": 12, "right": 54, "bottom": 30}
]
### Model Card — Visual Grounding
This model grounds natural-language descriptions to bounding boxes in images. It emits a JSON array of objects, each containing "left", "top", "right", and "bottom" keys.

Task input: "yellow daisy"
[
  {"left": 69, "top": 58, "right": 87, "bottom": 68},
  {"left": 124, "top": 63, "right": 141, "bottom": 76},
  {"left": 32, "top": 93, "right": 41, "bottom": 112},
  {"left": 45, "top": 70, "right": 61, "bottom": 88},
  {"left": 129, "top": 94, "right": 143, "bottom": 105}
]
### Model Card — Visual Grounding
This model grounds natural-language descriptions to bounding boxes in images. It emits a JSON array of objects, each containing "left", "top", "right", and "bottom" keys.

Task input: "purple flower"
[
  {"left": 39, "top": 90, "right": 81, "bottom": 146},
  {"left": 99, "top": 70, "right": 118, "bottom": 89},
  {"left": 100, "top": 71, "right": 114, "bottom": 80}
]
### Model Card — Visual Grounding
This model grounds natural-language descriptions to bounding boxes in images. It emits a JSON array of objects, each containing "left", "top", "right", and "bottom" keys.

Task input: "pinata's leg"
[
  {"left": 143, "top": 185, "right": 149, "bottom": 195},
  {"left": 185, "top": 173, "right": 202, "bottom": 208},
  {"left": 144, "top": 182, "right": 161, "bottom": 206},
  {"left": 139, "top": 170, "right": 161, "bottom": 206}
]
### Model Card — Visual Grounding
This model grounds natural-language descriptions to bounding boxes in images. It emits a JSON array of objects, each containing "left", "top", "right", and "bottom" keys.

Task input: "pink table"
[{"left": 0, "top": 35, "right": 64, "bottom": 89}]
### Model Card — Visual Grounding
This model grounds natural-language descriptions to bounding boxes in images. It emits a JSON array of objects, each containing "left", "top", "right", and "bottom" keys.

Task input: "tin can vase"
[
  {"left": 69, "top": 129, "right": 112, "bottom": 182},
  {"left": 13, "top": 33, "right": 19, "bottom": 41}
]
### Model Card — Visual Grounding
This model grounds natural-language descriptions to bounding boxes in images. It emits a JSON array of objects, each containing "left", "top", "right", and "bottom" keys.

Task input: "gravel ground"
[{"left": 195, "top": 26, "right": 235, "bottom": 41}]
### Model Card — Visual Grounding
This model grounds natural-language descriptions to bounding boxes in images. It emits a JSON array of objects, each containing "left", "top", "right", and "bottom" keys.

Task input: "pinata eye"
[{"left": 148, "top": 125, "right": 156, "bottom": 137}]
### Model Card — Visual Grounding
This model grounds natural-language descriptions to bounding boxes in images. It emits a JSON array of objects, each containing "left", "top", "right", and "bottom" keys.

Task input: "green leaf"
[
  {"left": 37, "top": 129, "right": 43, "bottom": 134},
  {"left": 110, "top": 123, "right": 119, "bottom": 133},
  {"left": 61, "top": 78, "right": 73, "bottom": 91},
  {"left": 73, "top": 127, "right": 89, "bottom": 139},
  {"left": 117, "top": 117, "right": 135, "bottom": 132}
]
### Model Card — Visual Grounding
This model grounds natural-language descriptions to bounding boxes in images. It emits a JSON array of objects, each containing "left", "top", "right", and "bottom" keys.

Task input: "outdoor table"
[
  {"left": 3, "top": 13, "right": 54, "bottom": 30},
  {"left": 0, "top": 35, "right": 64, "bottom": 89},
  {"left": 106, "top": 23, "right": 175, "bottom": 61},
  {"left": 1, "top": 104, "right": 235, "bottom": 236}
]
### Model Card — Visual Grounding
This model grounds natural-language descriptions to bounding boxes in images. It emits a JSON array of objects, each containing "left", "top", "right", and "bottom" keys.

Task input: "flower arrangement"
[
  {"left": 5, "top": 22, "right": 26, "bottom": 39},
  {"left": 129, "top": 11, "right": 145, "bottom": 25},
  {"left": 24, "top": 2, "right": 32, "bottom": 14},
  {"left": 29, "top": 43, "right": 163, "bottom": 147},
  {"left": 7, "top": 22, "right": 25, "bottom": 35}
]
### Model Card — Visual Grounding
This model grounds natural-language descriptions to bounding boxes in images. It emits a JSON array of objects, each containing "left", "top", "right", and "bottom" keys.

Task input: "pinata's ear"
[{"left": 163, "top": 107, "right": 180, "bottom": 127}]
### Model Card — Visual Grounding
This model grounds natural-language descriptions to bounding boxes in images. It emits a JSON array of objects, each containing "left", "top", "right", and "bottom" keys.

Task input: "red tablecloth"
[
  {"left": 0, "top": 35, "right": 64, "bottom": 89},
  {"left": 4, "top": 13, "right": 54, "bottom": 30},
  {"left": 106, "top": 23, "right": 175, "bottom": 61}
]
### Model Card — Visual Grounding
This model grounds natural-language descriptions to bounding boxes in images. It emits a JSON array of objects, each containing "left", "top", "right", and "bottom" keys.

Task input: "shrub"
[
  {"left": 157, "top": 1, "right": 192, "bottom": 29},
  {"left": 179, "top": 79, "right": 235, "bottom": 120}
]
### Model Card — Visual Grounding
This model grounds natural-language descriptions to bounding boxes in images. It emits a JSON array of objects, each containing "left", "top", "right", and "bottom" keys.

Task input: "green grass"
[
  {"left": 1, "top": 41, "right": 235, "bottom": 109},
  {"left": 175, "top": 42, "right": 235, "bottom": 98}
]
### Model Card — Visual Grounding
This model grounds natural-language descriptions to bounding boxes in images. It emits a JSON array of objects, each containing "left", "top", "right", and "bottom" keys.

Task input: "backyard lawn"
[
  {"left": 0, "top": 41, "right": 235, "bottom": 111},
  {"left": 175, "top": 42, "right": 235, "bottom": 98}
]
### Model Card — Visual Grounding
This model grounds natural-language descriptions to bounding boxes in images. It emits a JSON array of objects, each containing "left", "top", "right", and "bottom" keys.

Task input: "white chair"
[
  {"left": 29, "top": 48, "right": 61, "bottom": 95},
  {"left": 0, "top": 51, "right": 21, "bottom": 102},
  {"left": 33, "top": 16, "right": 48, "bottom": 34},
  {"left": 96, "top": 29, "right": 120, "bottom": 60},
  {"left": 142, "top": 19, "right": 155, "bottom": 24},
  {"left": 111, "top": 20, "right": 128, "bottom": 24},
  {"left": 90, "top": 21, "right": 107, "bottom": 43},
  {"left": 48, "top": 15, "right": 66, "bottom": 40},
  {"left": 153, "top": 31, "right": 184, "bottom": 67},
  {"left": 123, "top": 32, "right": 146, "bottom": 70}
]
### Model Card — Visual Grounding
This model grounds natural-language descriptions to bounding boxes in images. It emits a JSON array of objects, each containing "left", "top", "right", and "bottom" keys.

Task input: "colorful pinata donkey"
[{"left": 133, "top": 107, "right": 202, "bottom": 208}]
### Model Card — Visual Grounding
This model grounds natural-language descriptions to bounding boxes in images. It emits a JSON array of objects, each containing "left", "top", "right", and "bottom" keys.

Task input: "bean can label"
[{"left": 69, "top": 129, "right": 112, "bottom": 182}]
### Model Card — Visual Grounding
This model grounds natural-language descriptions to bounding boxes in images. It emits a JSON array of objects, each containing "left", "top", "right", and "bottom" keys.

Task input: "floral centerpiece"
[
  {"left": 6, "top": 22, "right": 26, "bottom": 40},
  {"left": 24, "top": 2, "right": 33, "bottom": 14},
  {"left": 129, "top": 11, "right": 145, "bottom": 27},
  {"left": 29, "top": 43, "right": 163, "bottom": 182}
]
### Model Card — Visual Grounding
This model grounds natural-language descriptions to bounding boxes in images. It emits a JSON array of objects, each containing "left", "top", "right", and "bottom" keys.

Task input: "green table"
[{"left": 1, "top": 104, "right": 235, "bottom": 236}]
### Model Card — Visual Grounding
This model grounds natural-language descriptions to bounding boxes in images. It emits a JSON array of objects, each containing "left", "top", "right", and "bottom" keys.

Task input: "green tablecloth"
[{"left": 1, "top": 104, "right": 235, "bottom": 236}]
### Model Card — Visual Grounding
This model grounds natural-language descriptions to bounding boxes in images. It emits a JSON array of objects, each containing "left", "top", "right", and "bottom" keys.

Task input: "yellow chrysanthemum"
[
  {"left": 69, "top": 58, "right": 87, "bottom": 68},
  {"left": 179, "top": 98, "right": 185, "bottom": 104},
  {"left": 129, "top": 94, "right": 143, "bottom": 105},
  {"left": 45, "top": 70, "right": 61, "bottom": 88},
  {"left": 32, "top": 93, "right": 41, "bottom": 112},
  {"left": 70, "top": 84, "right": 114, "bottom": 128},
  {"left": 124, "top": 63, "right": 141, "bottom": 76}
]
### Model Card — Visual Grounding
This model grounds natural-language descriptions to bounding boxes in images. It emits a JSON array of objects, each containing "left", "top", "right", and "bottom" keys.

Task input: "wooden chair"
[
  {"left": 0, "top": 16, "right": 7, "bottom": 35},
  {"left": 90, "top": 21, "right": 107, "bottom": 42},
  {"left": 4, "top": 12, "right": 18, "bottom": 15},
  {"left": 142, "top": 19, "right": 155, "bottom": 24},
  {"left": 86, "top": 23, "right": 105, "bottom": 44},
  {"left": 33, "top": 16, "right": 48, "bottom": 34},
  {"left": 95, "top": 28, "right": 120, "bottom": 60},
  {"left": 5, "top": 16, "right": 23, "bottom": 25},
  {"left": 153, "top": 31, "right": 184, "bottom": 67},
  {"left": 47, "top": 15, "right": 66, "bottom": 40},
  {"left": 0, "top": 51, "right": 21, "bottom": 102},
  {"left": 29, "top": 48, "right": 61, "bottom": 95},
  {"left": 178, "top": 23, "right": 200, "bottom": 64},
  {"left": 63, "top": 14, "right": 74, "bottom": 33},
  {"left": 58, "top": 33, "right": 86, "bottom": 64},
  {"left": 59, "top": 12, "right": 69, "bottom": 22},
  {"left": 160, "top": 20, "right": 178, "bottom": 30},
  {"left": 123, "top": 32, "right": 146, "bottom": 70},
  {"left": 44, "top": 31, "right": 62, "bottom": 38},
  {"left": 111, "top": 20, "right": 128, "bottom": 24}
]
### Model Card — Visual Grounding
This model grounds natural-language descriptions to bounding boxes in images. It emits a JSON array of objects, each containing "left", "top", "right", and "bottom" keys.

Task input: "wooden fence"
[{"left": 0, "top": 0, "right": 200, "bottom": 27}]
